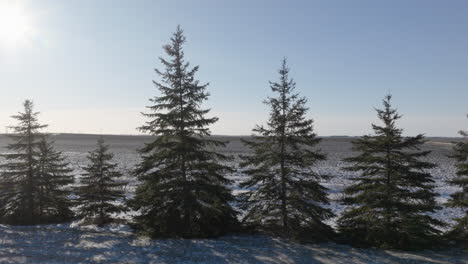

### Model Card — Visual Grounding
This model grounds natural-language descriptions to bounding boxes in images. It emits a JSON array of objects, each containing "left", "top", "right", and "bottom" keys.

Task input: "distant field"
[{"left": 0, "top": 133, "right": 462, "bottom": 154}]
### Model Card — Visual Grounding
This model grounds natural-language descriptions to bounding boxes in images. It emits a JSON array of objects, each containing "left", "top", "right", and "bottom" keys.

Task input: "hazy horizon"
[{"left": 0, "top": 130, "right": 464, "bottom": 139}]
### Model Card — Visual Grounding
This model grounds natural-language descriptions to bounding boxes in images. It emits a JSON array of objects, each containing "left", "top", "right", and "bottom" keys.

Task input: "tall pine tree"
[
  {"left": 337, "top": 95, "right": 443, "bottom": 249},
  {"left": 239, "top": 59, "right": 334, "bottom": 241},
  {"left": 36, "top": 136, "right": 74, "bottom": 223},
  {"left": 75, "top": 138, "right": 126, "bottom": 226},
  {"left": 446, "top": 115, "right": 468, "bottom": 242},
  {"left": 131, "top": 26, "right": 237, "bottom": 238},
  {"left": 0, "top": 100, "right": 47, "bottom": 225}
]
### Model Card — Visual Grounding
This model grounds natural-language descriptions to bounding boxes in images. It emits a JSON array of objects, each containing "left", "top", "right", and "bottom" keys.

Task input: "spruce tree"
[
  {"left": 446, "top": 115, "right": 468, "bottom": 242},
  {"left": 337, "top": 95, "right": 443, "bottom": 249},
  {"left": 36, "top": 136, "right": 74, "bottom": 223},
  {"left": 239, "top": 59, "right": 334, "bottom": 241},
  {"left": 0, "top": 100, "right": 47, "bottom": 225},
  {"left": 75, "top": 138, "right": 126, "bottom": 226},
  {"left": 131, "top": 26, "right": 237, "bottom": 238}
]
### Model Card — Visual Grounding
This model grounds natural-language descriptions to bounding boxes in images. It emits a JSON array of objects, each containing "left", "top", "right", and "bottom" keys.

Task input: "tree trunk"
[
  {"left": 26, "top": 120, "right": 35, "bottom": 224},
  {"left": 280, "top": 90, "right": 288, "bottom": 229}
]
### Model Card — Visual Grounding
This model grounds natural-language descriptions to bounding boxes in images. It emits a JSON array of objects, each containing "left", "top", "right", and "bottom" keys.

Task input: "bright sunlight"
[{"left": 0, "top": 0, "right": 36, "bottom": 49}]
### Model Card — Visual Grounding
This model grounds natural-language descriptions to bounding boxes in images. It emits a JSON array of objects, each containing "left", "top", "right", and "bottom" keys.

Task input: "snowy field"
[
  {"left": 0, "top": 224, "right": 466, "bottom": 264},
  {"left": 0, "top": 134, "right": 466, "bottom": 263}
]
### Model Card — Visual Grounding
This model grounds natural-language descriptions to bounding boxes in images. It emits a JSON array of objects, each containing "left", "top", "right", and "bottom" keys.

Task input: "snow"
[
  {"left": 0, "top": 135, "right": 466, "bottom": 263},
  {"left": 0, "top": 224, "right": 466, "bottom": 264}
]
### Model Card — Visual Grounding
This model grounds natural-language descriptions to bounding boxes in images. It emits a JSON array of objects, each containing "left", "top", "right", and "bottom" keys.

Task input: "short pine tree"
[
  {"left": 239, "top": 59, "right": 334, "bottom": 241},
  {"left": 446, "top": 116, "right": 468, "bottom": 241},
  {"left": 131, "top": 26, "right": 237, "bottom": 238},
  {"left": 75, "top": 138, "right": 126, "bottom": 226},
  {"left": 36, "top": 136, "right": 74, "bottom": 223},
  {"left": 0, "top": 100, "right": 47, "bottom": 225},
  {"left": 337, "top": 95, "right": 443, "bottom": 249}
]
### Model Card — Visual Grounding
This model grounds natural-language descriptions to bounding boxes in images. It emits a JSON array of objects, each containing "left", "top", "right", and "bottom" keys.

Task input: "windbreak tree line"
[
  {"left": 130, "top": 26, "right": 464, "bottom": 248},
  {"left": 0, "top": 26, "right": 465, "bottom": 250}
]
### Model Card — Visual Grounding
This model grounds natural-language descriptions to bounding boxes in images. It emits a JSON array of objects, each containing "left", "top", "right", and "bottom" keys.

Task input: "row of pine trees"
[
  {"left": 0, "top": 102, "right": 126, "bottom": 226},
  {"left": 0, "top": 26, "right": 466, "bottom": 250}
]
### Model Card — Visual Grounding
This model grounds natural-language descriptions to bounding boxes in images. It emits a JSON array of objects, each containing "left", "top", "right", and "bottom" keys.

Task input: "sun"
[{"left": 0, "top": 1, "right": 36, "bottom": 48}]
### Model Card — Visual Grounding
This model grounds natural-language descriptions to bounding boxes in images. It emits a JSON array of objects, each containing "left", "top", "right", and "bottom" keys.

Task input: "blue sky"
[{"left": 0, "top": 0, "right": 467, "bottom": 136}]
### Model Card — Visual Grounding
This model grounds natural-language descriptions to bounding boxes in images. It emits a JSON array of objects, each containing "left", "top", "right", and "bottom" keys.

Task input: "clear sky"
[{"left": 0, "top": 0, "right": 467, "bottom": 136}]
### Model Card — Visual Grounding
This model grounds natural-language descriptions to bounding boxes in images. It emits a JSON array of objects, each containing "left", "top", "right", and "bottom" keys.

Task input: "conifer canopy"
[
  {"left": 446, "top": 116, "right": 468, "bottom": 241},
  {"left": 0, "top": 100, "right": 73, "bottom": 224},
  {"left": 239, "top": 59, "right": 334, "bottom": 241},
  {"left": 131, "top": 26, "right": 237, "bottom": 238},
  {"left": 338, "top": 95, "right": 443, "bottom": 249},
  {"left": 75, "top": 137, "right": 127, "bottom": 226}
]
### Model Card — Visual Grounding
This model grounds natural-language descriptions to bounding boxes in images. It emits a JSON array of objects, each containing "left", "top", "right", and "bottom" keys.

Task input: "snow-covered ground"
[
  {"left": 0, "top": 224, "right": 466, "bottom": 264},
  {"left": 0, "top": 135, "right": 466, "bottom": 263}
]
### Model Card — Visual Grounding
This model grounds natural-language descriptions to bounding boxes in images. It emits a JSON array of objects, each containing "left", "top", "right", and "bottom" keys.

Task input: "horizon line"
[{"left": 0, "top": 132, "right": 463, "bottom": 139}]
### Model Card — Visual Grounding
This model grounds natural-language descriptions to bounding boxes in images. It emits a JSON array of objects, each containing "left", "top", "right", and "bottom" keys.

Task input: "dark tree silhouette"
[
  {"left": 130, "top": 26, "right": 237, "bottom": 238},
  {"left": 239, "top": 59, "right": 334, "bottom": 241},
  {"left": 337, "top": 95, "right": 443, "bottom": 249},
  {"left": 36, "top": 136, "right": 74, "bottom": 223},
  {"left": 75, "top": 138, "right": 126, "bottom": 226},
  {"left": 446, "top": 115, "right": 468, "bottom": 242},
  {"left": 0, "top": 100, "right": 47, "bottom": 224}
]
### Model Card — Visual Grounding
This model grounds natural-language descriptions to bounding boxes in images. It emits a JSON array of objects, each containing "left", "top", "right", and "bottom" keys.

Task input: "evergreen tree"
[
  {"left": 131, "top": 26, "right": 237, "bottom": 238},
  {"left": 75, "top": 138, "right": 126, "bottom": 226},
  {"left": 0, "top": 100, "right": 47, "bottom": 225},
  {"left": 446, "top": 115, "right": 468, "bottom": 242},
  {"left": 36, "top": 136, "right": 75, "bottom": 223},
  {"left": 239, "top": 59, "right": 334, "bottom": 241},
  {"left": 337, "top": 95, "right": 443, "bottom": 249}
]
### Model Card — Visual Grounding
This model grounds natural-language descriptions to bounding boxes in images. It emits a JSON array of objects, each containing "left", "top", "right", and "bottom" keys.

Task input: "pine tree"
[
  {"left": 446, "top": 115, "right": 468, "bottom": 242},
  {"left": 0, "top": 100, "right": 47, "bottom": 225},
  {"left": 36, "top": 136, "right": 74, "bottom": 223},
  {"left": 75, "top": 137, "right": 126, "bottom": 226},
  {"left": 337, "top": 95, "right": 443, "bottom": 249},
  {"left": 239, "top": 59, "right": 334, "bottom": 241},
  {"left": 130, "top": 26, "right": 237, "bottom": 238}
]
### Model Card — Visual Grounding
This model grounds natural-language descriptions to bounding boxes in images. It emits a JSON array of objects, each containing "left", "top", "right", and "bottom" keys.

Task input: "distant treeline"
[{"left": 0, "top": 26, "right": 465, "bottom": 250}]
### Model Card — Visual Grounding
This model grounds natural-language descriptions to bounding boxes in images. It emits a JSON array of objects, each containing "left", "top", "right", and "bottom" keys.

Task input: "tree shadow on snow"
[{"left": 0, "top": 225, "right": 466, "bottom": 264}]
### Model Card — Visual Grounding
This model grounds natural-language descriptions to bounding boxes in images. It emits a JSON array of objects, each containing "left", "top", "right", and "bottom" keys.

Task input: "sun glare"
[{"left": 0, "top": 1, "right": 36, "bottom": 49}]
